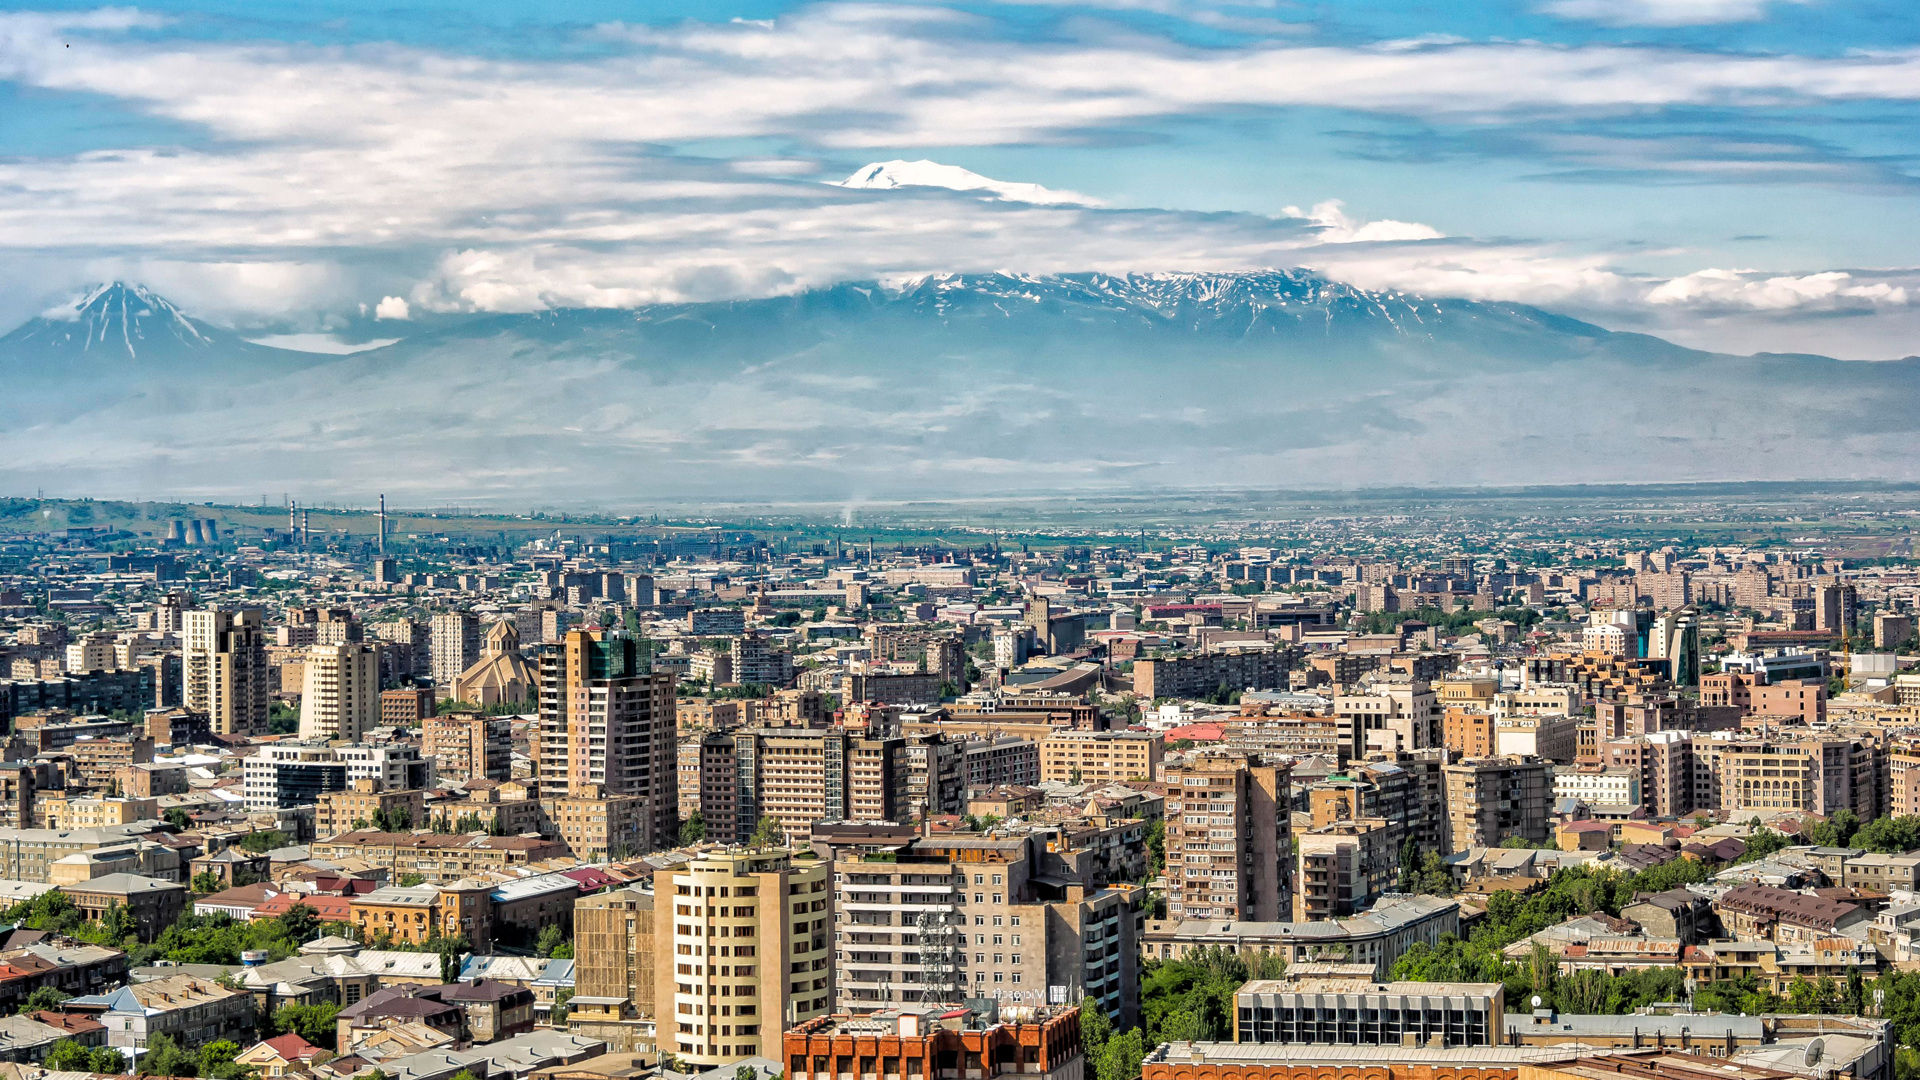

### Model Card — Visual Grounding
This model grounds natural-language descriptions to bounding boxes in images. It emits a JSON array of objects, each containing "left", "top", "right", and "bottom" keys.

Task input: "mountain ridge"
[{"left": 2, "top": 269, "right": 1917, "bottom": 502}]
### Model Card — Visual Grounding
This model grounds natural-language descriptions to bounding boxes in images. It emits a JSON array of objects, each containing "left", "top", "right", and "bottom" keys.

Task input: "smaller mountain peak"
[{"left": 832, "top": 160, "right": 1102, "bottom": 206}]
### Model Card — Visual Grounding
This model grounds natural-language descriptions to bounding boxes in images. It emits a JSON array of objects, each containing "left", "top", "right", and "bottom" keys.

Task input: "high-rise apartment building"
[
  {"left": 299, "top": 642, "right": 383, "bottom": 743},
  {"left": 536, "top": 630, "right": 678, "bottom": 851},
  {"left": 182, "top": 609, "right": 270, "bottom": 736},
  {"left": 827, "top": 829, "right": 1139, "bottom": 1028},
  {"left": 658, "top": 848, "right": 831, "bottom": 1066},
  {"left": 695, "top": 728, "right": 910, "bottom": 845},
  {"left": 422, "top": 712, "right": 512, "bottom": 782},
  {"left": 1718, "top": 736, "right": 1881, "bottom": 819},
  {"left": 431, "top": 611, "right": 481, "bottom": 687},
  {"left": 1442, "top": 757, "right": 1551, "bottom": 852},
  {"left": 1162, "top": 750, "right": 1291, "bottom": 922},
  {"left": 1816, "top": 583, "right": 1858, "bottom": 636}
]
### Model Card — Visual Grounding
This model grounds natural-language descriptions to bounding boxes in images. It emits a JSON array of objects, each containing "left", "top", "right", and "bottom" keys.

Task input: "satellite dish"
[
  {"left": 1532, "top": 995, "right": 1543, "bottom": 1009},
  {"left": 1805, "top": 1038, "right": 1825, "bottom": 1067}
]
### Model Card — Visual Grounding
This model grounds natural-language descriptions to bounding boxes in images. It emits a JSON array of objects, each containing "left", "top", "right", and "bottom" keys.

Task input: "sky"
[{"left": 1, "top": 0, "right": 1918, "bottom": 359}]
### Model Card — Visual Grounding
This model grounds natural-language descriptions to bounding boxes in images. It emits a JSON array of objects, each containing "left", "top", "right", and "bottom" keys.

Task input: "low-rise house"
[
  {"left": 1843, "top": 851, "right": 1920, "bottom": 894},
  {"left": 0, "top": 940, "right": 128, "bottom": 1009},
  {"left": 190, "top": 848, "right": 272, "bottom": 889},
  {"left": 239, "top": 938, "right": 443, "bottom": 1012},
  {"left": 66, "top": 973, "right": 252, "bottom": 1050},
  {"left": 193, "top": 881, "right": 281, "bottom": 920},
  {"left": 0, "top": 1014, "right": 94, "bottom": 1063},
  {"left": 336, "top": 985, "right": 465, "bottom": 1053},
  {"left": 1620, "top": 889, "right": 1715, "bottom": 944},
  {"left": 439, "top": 981, "right": 538, "bottom": 1043},
  {"left": 1714, "top": 883, "right": 1867, "bottom": 943},
  {"left": 61, "top": 873, "right": 187, "bottom": 941},
  {"left": 235, "top": 1032, "right": 328, "bottom": 1077}
]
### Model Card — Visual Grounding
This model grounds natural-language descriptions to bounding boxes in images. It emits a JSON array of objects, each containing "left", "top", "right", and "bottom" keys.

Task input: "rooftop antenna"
[{"left": 379, "top": 494, "right": 388, "bottom": 556}]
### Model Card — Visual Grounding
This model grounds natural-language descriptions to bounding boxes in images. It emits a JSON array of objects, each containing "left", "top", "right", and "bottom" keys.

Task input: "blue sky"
[{"left": 1, "top": 0, "right": 1917, "bottom": 357}]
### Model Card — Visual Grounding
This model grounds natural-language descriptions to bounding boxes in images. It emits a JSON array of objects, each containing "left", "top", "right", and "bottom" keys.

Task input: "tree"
[
  {"left": 680, "top": 811, "right": 707, "bottom": 845},
  {"left": 192, "top": 871, "right": 225, "bottom": 894},
  {"left": 277, "top": 902, "right": 319, "bottom": 943},
  {"left": 1144, "top": 818, "right": 1165, "bottom": 876},
  {"left": 1080, "top": 996, "right": 1112, "bottom": 1061},
  {"left": 237, "top": 830, "right": 289, "bottom": 854},
  {"left": 398, "top": 873, "right": 425, "bottom": 887},
  {"left": 1809, "top": 809, "right": 1861, "bottom": 849},
  {"left": 552, "top": 988, "right": 574, "bottom": 1024},
  {"left": 44, "top": 1041, "right": 92, "bottom": 1071},
  {"left": 164, "top": 807, "right": 192, "bottom": 830},
  {"left": 200, "top": 1039, "right": 246, "bottom": 1080},
  {"left": 141, "top": 1032, "right": 195, "bottom": 1076},
  {"left": 749, "top": 815, "right": 785, "bottom": 849},
  {"left": 18, "top": 985, "right": 69, "bottom": 1016},
  {"left": 738, "top": 1067, "right": 761, "bottom": 1080},
  {"left": 273, "top": 1001, "right": 341, "bottom": 1050},
  {"left": 535, "top": 923, "right": 569, "bottom": 959},
  {"left": 451, "top": 1070, "right": 481, "bottom": 1080}
]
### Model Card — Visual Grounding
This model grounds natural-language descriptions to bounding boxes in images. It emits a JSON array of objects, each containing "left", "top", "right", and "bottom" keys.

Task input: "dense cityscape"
[{"left": 0, "top": 490, "right": 1904, "bottom": 1080}]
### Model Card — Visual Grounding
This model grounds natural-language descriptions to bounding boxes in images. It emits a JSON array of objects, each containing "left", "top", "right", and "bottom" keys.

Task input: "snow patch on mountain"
[{"left": 834, "top": 160, "right": 1102, "bottom": 206}]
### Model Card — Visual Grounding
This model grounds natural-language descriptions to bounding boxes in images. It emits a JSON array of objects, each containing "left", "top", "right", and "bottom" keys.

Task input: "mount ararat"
[{"left": 0, "top": 273, "right": 1914, "bottom": 505}]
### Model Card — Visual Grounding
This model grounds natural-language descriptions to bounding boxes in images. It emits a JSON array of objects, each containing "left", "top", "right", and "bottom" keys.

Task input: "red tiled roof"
[
  {"left": 261, "top": 1033, "right": 323, "bottom": 1062},
  {"left": 250, "top": 894, "right": 353, "bottom": 921}
]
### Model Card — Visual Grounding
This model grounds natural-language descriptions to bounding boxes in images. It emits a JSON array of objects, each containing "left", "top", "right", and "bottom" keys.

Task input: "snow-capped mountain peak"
[
  {"left": 1, "top": 281, "right": 272, "bottom": 367},
  {"left": 834, "top": 160, "right": 1102, "bottom": 206}
]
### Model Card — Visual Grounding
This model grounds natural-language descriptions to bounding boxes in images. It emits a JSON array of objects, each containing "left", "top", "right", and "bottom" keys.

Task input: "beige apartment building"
[
  {"left": 315, "top": 780, "right": 427, "bottom": 838},
  {"left": 1162, "top": 749, "right": 1291, "bottom": 922},
  {"left": 827, "top": 829, "right": 1140, "bottom": 1029},
  {"left": 535, "top": 630, "right": 679, "bottom": 852},
  {"left": 183, "top": 609, "right": 270, "bottom": 736},
  {"left": 421, "top": 712, "right": 511, "bottom": 782},
  {"left": 1039, "top": 730, "right": 1162, "bottom": 785},
  {"left": 657, "top": 849, "right": 831, "bottom": 1067},
  {"left": 299, "top": 642, "right": 382, "bottom": 743},
  {"left": 568, "top": 884, "right": 657, "bottom": 1052}
]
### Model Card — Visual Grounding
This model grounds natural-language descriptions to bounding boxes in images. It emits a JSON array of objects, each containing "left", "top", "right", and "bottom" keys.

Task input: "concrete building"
[
  {"left": 658, "top": 848, "right": 830, "bottom": 1065},
  {"left": 300, "top": 642, "right": 383, "bottom": 743},
  {"left": 431, "top": 611, "right": 482, "bottom": 690},
  {"left": 568, "top": 885, "right": 655, "bottom": 1052},
  {"left": 1234, "top": 975, "right": 1504, "bottom": 1048},
  {"left": 182, "top": 609, "right": 270, "bottom": 737},
  {"left": 1039, "top": 730, "right": 1162, "bottom": 785},
  {"left": 784, "top": 1007, "right": 1084, "bottom": 1080},
  {"left": 242, "top": 744, "right": 434, "bottom": 811},
  {"left": 1442, "top": 757, "right": 1551, "bottom": 853},
  {"left": 423, "top": 713, "right": 513, "bottom": 783},
  {"left": 829, "top": 830, "right": 1139, "bottom": 1029},
  {"left": 1163, "top": 750, "right": 1291, "bottom": 923},
  {"left": 535, "top": 630, "right": 678, "bottom": 852},
  {"left": 1135, "top": 648, "right": 1299, "bottom": 701},
  {"left": 1142, "top": 897, "right": 1460, "bottom": 976}
]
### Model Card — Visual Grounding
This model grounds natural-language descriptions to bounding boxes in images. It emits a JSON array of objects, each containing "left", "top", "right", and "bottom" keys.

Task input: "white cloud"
[
  {"left": 0, "top": 4, "right": 1911, "bottom": 356},
  {"left": 1283, "top": 200, "right": 1443, "bottom": 243},
  {"left": 1647, "top": 268, "right": 1913, "bottom": 310},
  {"left": 1539, "top": 0, "right": 1810, "bottom": 27},
  {"left": 246, "top": 333, "right": 401, "bottom": 354}
]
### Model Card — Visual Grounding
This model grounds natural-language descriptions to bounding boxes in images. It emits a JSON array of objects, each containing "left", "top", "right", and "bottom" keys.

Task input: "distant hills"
[{"left": 2, "top": 271, "right": 1916, "bottom": 503}]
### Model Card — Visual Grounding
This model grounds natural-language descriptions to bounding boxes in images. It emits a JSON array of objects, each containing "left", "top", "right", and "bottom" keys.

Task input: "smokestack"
[
  {"left": 379, "top": 494, "right": 387, "bottom": 555},
  {"left": 202, "top": 519, "right": 218, "bottom": 543},
  {"left": 166, "top": 520, "right": 184, "bottom": 544},
  {"left": 187, "top": 520, "right": 205, "bottom": 546}
]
